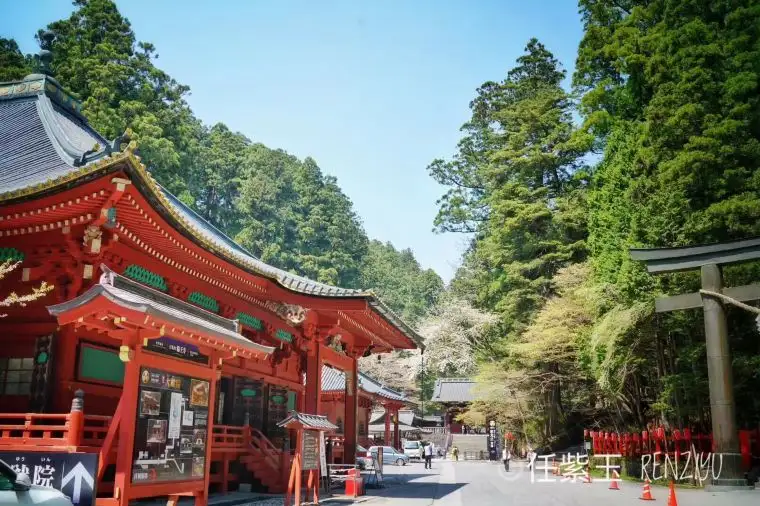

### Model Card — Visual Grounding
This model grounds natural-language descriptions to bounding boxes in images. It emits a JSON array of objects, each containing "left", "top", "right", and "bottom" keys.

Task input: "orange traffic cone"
[
  {"left": 667, "top": 481, "right": 678, "bottom": 506},
  {"left": 609, "top": 470, "right": 620, "bottom": 490},
  {"left": 639, "top": 479, "right": 655, "bottom": 501}
]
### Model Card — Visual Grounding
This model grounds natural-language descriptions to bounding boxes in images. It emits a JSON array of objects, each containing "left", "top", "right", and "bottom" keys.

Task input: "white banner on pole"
[{"left": 319, "top": 431, "right": 328, "bottom": 477}]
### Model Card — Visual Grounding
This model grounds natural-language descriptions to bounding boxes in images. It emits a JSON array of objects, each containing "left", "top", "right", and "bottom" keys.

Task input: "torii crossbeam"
[{"left": 630, "top": 236, "right": 760, "bottom": 489}]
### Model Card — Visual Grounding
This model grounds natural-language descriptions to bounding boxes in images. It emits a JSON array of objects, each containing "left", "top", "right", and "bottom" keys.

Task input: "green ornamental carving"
[
  {"left": 123, "top": 264, "right": 167, "bottom": 291},
  {"left": 0, "top": 248, "right": 25, "bottom": 262},
  {"left": 271, "top": 395, "right": 286, "bottom": 405},
  {"left": 275, "top": 329, "right": 293, "bottom": 343},
  {"left": 236, "top": 312, "right": 264, "bottom": 330},
  {"left": 187, "top": 291, "right": 219, "bottom": 313},
  {"left": 240, "top": 389, "right": 257, "bottom": 397}
]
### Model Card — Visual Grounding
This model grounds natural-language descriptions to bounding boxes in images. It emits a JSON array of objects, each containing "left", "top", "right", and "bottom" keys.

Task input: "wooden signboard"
[
  {"left": 144, "top": 337, "right": 209, "bottom": 365},
  {"left": 301, "top": 430, "right": 319, "bottom": 471}
]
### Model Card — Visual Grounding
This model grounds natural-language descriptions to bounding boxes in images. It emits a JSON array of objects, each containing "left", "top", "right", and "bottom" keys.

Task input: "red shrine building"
[
  {"left": 320, "top": 365, "right": 410, "bottom": 461},
  {"left": 0, "top": 69, "right": 420, "bottom": 506}
]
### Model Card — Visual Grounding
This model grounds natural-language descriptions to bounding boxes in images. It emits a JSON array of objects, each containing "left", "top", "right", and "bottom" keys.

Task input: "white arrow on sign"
[{"left": 61, "top": 462, "right": 94, "bottom": 504}]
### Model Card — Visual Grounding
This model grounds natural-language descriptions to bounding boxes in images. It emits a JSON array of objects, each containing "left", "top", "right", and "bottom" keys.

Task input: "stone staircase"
[
  {"left": 424, "top": 432, "right": 449, "bottom": 452},
  {"left": 450, "top": 434, "right": 489, "bottom": 460}
]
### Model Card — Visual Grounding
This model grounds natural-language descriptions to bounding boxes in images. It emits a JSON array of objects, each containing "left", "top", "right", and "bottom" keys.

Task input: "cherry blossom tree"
[{"left": 1, "top": 261, "right": 53, "bottom": 317}]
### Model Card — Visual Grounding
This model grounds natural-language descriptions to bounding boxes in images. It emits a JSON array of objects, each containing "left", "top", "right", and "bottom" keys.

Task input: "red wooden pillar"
[
  {"left": 384, "top": 405, "right": 391, "bottom": 445},
  {"left": 198, "top": 369, "right": 218, "bottom": 506},
  {"left": 114, "top": 342, "right": 141, "bottom": 505},
  {"left": 305, "top": 341, "right": 321, "bottom": 414},
  {"left": 393, "top": 406, "right": 400, "bottom": 449},
  {"left": 343, "top": 356, "right": 358, "bottom": 464},
  {"left": 66, "top": 389, "right": 84, "bottom": 447}
]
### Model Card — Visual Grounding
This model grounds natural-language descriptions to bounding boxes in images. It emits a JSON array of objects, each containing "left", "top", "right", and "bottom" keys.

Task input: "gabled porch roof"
[{"left": 47, "top": 267, "right": 274, "bottom": 359}]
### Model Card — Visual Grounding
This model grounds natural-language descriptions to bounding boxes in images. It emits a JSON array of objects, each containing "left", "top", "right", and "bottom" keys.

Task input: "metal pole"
[{"left": 420, "top": 353, "right": 425, "bottom": 417}]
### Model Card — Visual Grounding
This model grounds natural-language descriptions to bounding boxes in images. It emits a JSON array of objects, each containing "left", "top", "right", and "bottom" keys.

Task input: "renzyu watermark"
[{"left": 528, "top": 448, "right": 725, "bottom": 485}]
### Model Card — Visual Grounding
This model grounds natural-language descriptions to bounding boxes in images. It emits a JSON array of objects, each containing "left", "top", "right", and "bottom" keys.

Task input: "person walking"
[
  {"left": 451, "top": 445, "right": 459, "bottom": 462},
  {"left": 424, "top": 442, "right": 433, "bottom": 469},
  {"left": 502, "top": 447, "right": 511, "bottom": 472}
]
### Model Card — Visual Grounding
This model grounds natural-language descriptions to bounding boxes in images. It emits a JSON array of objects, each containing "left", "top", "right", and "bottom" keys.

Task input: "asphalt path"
[{"left": 364, "top": 459, "right": 760, "bottom": 506}]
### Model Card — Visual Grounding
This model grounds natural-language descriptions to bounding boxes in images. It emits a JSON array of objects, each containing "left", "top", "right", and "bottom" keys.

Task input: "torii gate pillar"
[{"left": 701, "top": 264, "right": 739, "bottom": 464}]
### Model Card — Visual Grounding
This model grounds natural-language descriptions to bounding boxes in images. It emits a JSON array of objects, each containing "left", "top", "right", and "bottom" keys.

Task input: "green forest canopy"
[
  {"left": 430, "top": 0, "right": 760, "bottom": 447},
  {"left": 0, "top": 0, "right": 443, "bottom": 328}
]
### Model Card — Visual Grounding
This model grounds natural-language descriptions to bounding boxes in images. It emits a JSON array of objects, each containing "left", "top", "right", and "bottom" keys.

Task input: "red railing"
[
  {"left": 0, "top": 413, "right": 71, "bottom": 447},
  {"left": 0, "top": 391, "right": 112, "bottom": 451},
  {"left": 250, "top": 427, "right": 282, "bottom": 470},
  {"left": 212, "top": 424, "right": 248, "bottom": 449},
  {"left": 585, "top": 427, "right": 760, "bottom": 470},
  {"left": 212, "top": 425, "right": 286, "bottom": 487},
  {"left": 82, "top": 415, "right": 112, "bottom": 447}
]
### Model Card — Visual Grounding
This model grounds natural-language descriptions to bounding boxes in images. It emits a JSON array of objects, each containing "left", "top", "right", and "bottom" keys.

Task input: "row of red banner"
[{"left": 585, "top": 428, "right": 759, "bottom": 470}]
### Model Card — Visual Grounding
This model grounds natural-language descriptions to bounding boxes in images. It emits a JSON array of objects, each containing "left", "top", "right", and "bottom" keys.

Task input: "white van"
[{"left": 403, "top": 440, "right": 424, "bottom": 460}]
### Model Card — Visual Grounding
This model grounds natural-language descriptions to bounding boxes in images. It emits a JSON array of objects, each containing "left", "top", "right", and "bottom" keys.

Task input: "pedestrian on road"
[
  {"left": 526, "top": 447, "right": 535, "bottom": 472},
  {"left": 502, "top": 447, "right": 511, "bottom": 472},
  {"left": 424, "top": 442, "right": 433, "bottom": 469},
  {"left": 452, "top": 445, "right": 459, "bottom": 462}
]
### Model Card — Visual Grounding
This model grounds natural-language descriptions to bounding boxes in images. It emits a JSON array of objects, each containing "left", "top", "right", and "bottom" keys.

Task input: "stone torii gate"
[{"left": 630, "top": 237, "right": 760, "bottom": 488}]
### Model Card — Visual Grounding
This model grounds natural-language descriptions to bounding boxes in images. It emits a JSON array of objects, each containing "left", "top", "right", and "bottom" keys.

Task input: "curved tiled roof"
[
  {"left": 277, "top": 412, "right": 338, "bottom": 431},
  {"left": 0, "top": 75, "right": 423, "bottom": 350},
  {"left": 321, "top": 365, "right": 409, "bottom": 403},
  {"left": 431, "top": 378, "right": 476, "bottom": 403},
  {"left": 0, "top": 80, "right": 110, "bottom": 194}
]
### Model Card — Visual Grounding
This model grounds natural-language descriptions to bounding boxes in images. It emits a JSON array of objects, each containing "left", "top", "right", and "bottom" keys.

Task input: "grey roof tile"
[
  {"left": 321, "top": 365, "right": 346, "bottom": 392},
  {"left": 369, "top": 408, "right": 417, "bottom": 426},
  {"left": 321, "top": 365, "right": 409, "bottom": 403},
  {"left": 277, "top": 411, "right": 338, "bottom": 431},
  {"left": 430, "top": 378, "right": 476, "bottom": 403}
]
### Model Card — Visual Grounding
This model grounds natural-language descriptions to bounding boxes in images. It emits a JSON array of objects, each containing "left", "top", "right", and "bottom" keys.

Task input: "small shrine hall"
[{"left": 0, "top": 61, "right": 421, "bottom": 505}]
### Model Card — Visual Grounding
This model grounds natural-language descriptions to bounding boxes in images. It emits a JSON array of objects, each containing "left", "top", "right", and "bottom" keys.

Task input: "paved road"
[{"left": 364, "top": 459, "right": 760, "bottom": 506}]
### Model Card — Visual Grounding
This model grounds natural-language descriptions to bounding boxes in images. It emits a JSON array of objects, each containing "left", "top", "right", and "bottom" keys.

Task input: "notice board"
[
  {"left": 131, "top": 367, "right": 210, "bottom": 483},
  {"left": 301, "top": 430, "right": 319, "bottom": 471}
]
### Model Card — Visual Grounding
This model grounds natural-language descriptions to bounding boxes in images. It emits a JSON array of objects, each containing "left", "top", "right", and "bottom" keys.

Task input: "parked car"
[
  {"left": 0, "top": 459, "right": 73, "bottom": 506},
  {"left": 368, "top": 445, "right": 410, "bottom": 466},
  {"left": 356, "top": 444, "right": 373, "bottom": 470},
  {"left": 403, "top": 440, "right": 424, "bottom": 460}
]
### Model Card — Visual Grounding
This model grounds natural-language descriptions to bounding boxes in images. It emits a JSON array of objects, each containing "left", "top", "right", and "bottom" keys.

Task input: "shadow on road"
[{"left": 364, "top": 482, "right": 465, "bottom": 501}]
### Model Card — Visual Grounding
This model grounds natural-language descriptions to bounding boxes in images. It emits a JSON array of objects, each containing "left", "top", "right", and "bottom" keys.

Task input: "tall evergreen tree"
[
  {"left": 430, "top": 39, "right": 591, "bottom": 337},
  {"left": 0, "top": 38, "right": 31, "bottom": 81}
]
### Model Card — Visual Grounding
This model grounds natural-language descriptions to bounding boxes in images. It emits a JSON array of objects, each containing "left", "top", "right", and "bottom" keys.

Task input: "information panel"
[
  {"left": 301, "top": 430, "right": 319, "bottom": 471},
  {"left": 131, "top": 367, "right": 210, "bottom": 483}
]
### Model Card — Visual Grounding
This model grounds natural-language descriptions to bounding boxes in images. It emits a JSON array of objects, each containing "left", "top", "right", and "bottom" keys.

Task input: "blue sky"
[{"left": 2, "top": 0, "right": 584, "bottom": 282}]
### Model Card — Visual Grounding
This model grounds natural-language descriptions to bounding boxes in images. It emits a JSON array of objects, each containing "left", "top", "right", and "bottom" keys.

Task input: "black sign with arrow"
[{"left": 0, "top": 451, "right": 98, "bottom": 506}]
